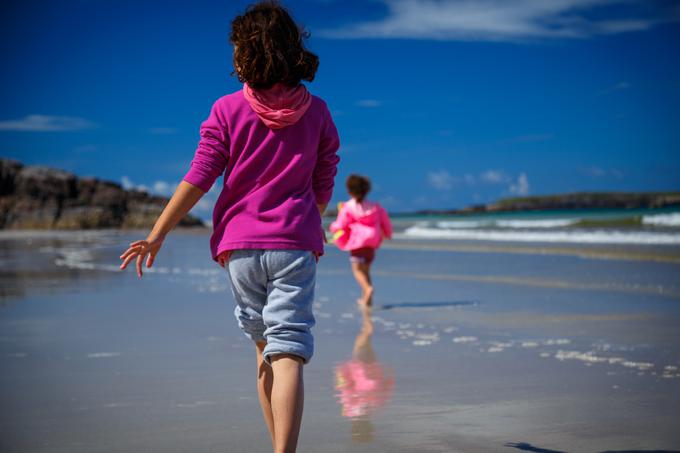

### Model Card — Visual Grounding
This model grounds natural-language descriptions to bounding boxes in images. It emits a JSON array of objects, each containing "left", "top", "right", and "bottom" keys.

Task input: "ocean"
[{"left": 380, "top": 207, "right": 680, "bottom": 245}]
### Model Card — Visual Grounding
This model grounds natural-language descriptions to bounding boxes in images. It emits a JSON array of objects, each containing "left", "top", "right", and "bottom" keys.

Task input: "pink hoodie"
[
  {"left": 329, "top": 199, "right": 392, "bottom": 251},
  {"left": 182, "top": 82, "right": 340, "bottom": 267}
]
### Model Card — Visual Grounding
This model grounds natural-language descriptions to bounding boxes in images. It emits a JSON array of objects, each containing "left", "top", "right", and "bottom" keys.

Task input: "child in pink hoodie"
[
  {"left": 330, "top": 175, "right": 392, "bottom": 306},
  {"left": 119, "top": 3, "right": 339, "bottom": 452}
]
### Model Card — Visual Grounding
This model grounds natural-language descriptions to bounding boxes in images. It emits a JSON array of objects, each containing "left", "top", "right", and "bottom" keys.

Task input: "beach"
[{"left": 1, "top": 227, "right": 680, "bottom": 452}]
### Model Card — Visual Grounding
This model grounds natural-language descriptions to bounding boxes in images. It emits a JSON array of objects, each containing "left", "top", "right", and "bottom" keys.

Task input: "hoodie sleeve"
[
  {"left": 313, "top": 102, "right": 340, "bottom": 205},
  {"left": 329, "top": 203, "right": 350, "bottom": 233},
  {"left": 182, "top": 99, "right": 230, "bottom": 193},
  {"left": 379, "top": 204, "right": 393, "bottom": 239}
]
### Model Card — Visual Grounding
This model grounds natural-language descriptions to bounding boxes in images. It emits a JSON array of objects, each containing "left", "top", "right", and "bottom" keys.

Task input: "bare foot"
[{"left": 357, "top": 286, "right": 374, "bottom": 307}]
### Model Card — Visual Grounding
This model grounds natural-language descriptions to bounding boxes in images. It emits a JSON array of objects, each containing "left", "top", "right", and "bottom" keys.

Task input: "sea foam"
[
  {"left": 643, "top": 212, "right": 680, "bottom": 227},
  {"left": 403, "top": 226, "right": 680, "bottom": 244}
]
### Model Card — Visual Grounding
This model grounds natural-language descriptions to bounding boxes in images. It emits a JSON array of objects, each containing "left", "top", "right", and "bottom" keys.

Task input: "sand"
[{"left": 1, "top": 228, "right": 679, "bottom": 452}]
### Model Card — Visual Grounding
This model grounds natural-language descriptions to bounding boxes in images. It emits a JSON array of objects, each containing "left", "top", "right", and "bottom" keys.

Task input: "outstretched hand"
[{"left": 119, "top": 232, "right": 166, "bottom": 278}]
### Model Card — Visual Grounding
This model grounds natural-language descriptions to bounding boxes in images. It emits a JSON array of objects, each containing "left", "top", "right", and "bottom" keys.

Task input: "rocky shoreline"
[{"left": 0, "top": 158, "right": 205, "bottom": 230}]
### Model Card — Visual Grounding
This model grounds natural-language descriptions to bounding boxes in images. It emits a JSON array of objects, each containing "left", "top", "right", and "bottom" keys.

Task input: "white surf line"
[
  {"left": 401, "top": 227, "right": 680, "bottom": 245},
  {"left": 643, "top": 212, "right": 680, "bottom": 227},
  {"left": 371, "top": 270, "right": 680, "bottom": 299}
]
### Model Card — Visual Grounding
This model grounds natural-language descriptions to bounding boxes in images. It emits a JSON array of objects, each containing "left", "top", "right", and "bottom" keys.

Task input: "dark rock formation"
[{"left": 0, "top": 158, "right": 205, "bottom": 229}]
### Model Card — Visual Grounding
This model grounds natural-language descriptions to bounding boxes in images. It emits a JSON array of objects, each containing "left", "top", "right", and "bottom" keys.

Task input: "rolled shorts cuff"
[
  {"left": 263, "top": 342, "right": 313, "bottom": 366},
  {"left": 242, "top": 329, "right": 266, "bottom": 344}
]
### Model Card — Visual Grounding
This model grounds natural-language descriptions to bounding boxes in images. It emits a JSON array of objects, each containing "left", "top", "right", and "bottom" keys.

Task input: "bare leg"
[
  {"left": 351, "top": 262, "right": 373, "bottom": 306},
  {"left": 270, "top": 353, "right": 305, "bottom": 453},
  {"left": 256, "top": 341, "right": 276, "bottom": 449},
  {"left": 363, "top": 263, "right": 373, "bottom": 306}
]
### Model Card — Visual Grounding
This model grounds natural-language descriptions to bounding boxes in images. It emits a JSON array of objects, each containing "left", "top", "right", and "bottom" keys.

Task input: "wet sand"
[{"left": 1, "top": 229, "right": 679, "bottom": 452}]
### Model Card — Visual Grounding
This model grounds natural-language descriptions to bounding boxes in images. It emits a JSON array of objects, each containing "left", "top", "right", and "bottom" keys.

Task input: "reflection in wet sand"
[{"left": 334, "top": 306, "right": 395, "bottom": 442}]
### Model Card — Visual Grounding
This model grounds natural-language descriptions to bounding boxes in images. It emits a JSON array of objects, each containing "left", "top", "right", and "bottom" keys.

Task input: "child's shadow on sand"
[
  {"left": 505, "top": 442, "right": 680, "bottom": 453},
  {"left": 374, "top": 300, "right": 478, "bottom": 310},
  {"left": 505, "top": 442, "right": 567, "bottom": 453}
]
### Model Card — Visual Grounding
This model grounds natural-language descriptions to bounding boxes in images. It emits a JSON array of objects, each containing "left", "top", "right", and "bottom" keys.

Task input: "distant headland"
[
  {"left": 411, "top": 191, "right": 680, "bottom": 216},
  {"left": 0, "top": 158, "right": 204, "bottom": 230}
]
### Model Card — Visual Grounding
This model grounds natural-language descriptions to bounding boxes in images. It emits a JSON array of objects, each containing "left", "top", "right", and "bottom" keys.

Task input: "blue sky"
[{"left": 1, "top": 0, "right": 679, "bottom": 217}]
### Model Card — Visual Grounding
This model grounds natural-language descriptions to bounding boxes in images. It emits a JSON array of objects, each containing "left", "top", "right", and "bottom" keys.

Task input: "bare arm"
[
  {"left": 121, "top": 98, "right": 229, "bottom": 277},
  {"left": 149, "top": 180, "right": 206, "bottom": 238},
  {"left": 120, "top": 180, "right": 206, "bottom": 277}
]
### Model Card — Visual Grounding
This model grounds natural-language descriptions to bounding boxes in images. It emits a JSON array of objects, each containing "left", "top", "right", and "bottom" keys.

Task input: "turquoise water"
[{"left": 389, "top": 205, "right": 680, "bottom": 224}]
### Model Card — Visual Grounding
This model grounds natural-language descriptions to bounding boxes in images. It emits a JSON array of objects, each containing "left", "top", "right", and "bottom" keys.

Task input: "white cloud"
[
  {"left": 581, "top": 166, "right": 606, "bottom": 177},
  {"left": 120, "top": 176, "right": 150, "bottom": 194},
  {"left": 599, "top": 81, "right": 631, "bottom": 95},
  {"left": 121, "top": 175, "right": 216, "bottom": 225},
  {"left": 427, "top": 169, "right": 456, "bottom": 190},
  {"left": 428, "top": 169, "right": 520, "bottom": 190},
  {"left": 356, "top": 99, "right": 382, "bottom": 108},
  {"left": 413, "top": 195, "right": 431, "bottom": 206},
  {"left": 0, "top": 114, "right": 97, "bottom": 132},
  {"left": 319, "top": 0, "right": 676, "bottom": 42},
  {"left": 194, "top": 198, "right": 214, "bottom": 213},
  {"left": 480, "top": 169, "right": 510, "bottom": 184},
  {"left": 152, "top": 180, "right": 179, "bottom": 196},
  {"left": 122, "top": 176, "right": 182, "bottom": 197},
  {"left": 121, "top": 176, "right": 135, "bottom": 190},
  {"left": 378, "top": 195, "right": 400, "bottom": 209},
  {"left": 463, "top": 173, "right": 476, "bottom": 185},
  {"left": 579, "top": 166, "right": 625, "bottom": 178},
  {"left": 509, "top": 173, "right": 530, "bottom": 196}
]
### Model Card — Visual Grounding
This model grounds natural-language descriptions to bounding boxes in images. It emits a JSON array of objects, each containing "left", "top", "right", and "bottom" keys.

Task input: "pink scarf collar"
[{"left": 242, "top": 82, "right": 312, "bottom": 129}]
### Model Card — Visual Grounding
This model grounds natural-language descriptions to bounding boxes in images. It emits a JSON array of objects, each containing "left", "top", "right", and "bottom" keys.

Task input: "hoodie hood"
[
  {"left": 345, "top": 199, "right": 379, "bottom": 220},
  {"left": 243, "top": 82, "right": 312, "bottom": 129}
]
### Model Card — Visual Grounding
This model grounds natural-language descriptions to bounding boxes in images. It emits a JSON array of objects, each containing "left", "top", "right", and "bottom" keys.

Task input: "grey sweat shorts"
[{"left": 225, "top": 249, "right": 316, "bottom": 366}]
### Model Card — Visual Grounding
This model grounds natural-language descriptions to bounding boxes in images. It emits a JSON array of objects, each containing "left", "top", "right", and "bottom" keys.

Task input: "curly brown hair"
[
  {"left": 229, "top": 1, "right": 319, "bottom": 89},
  {"left": 346, "top": 174, "right": 371, "bottom": 203}
]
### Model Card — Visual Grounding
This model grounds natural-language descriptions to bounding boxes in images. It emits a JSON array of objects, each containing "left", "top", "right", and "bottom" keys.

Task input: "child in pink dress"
[
  {"left": 330, "top": 175, "right": 392, "bottom": 306},
  {"left": 335, "top": 306, "right": 395, "bottom": 441}
]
